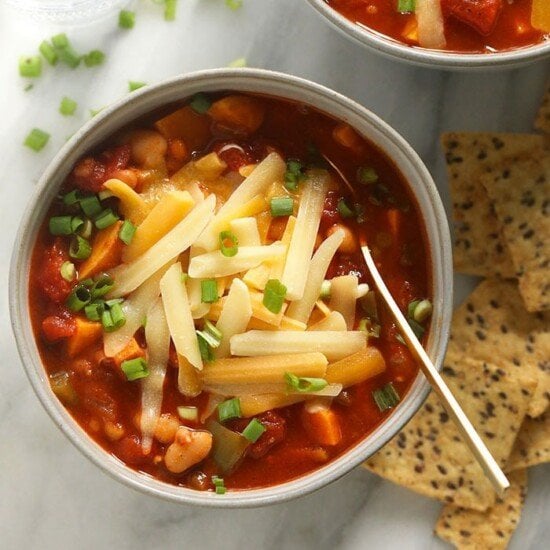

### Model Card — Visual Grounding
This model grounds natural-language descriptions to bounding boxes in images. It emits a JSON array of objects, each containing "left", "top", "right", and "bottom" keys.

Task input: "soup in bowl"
[{"left": 10, "top": 69, "right": 452, "bottom": 505}]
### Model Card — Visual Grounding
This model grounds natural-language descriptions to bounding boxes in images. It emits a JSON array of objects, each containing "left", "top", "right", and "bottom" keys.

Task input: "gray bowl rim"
[
  {"left": 9, "top": 67, "right": 452, "bottom": 507},
  {"left": 305, "top": 0, "right": 550, "bottom": 70}
]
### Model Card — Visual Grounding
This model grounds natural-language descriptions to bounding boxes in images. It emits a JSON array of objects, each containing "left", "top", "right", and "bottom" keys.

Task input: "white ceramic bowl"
[
  {"left": 10, "top": 68, "right": 452, "bottom": 507},
  {"left": 305, "top": 0, "right": 550, "bottom": 70}
]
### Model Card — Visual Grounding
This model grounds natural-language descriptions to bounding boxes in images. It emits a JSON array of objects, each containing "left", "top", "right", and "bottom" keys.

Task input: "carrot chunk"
[
  {"left": 154, "top": 106, "right": 211, "bottom": 150},
  {"left": 207, "top": 95, "right": 265, "bottom": 135},
  {"left": 301, "top": 407, "right": 342, "bottom": 446},
  {"left": 66, "top": 318, "right": 103, "bottom": 358},
  {"left": 332, "top": 123, "right": 364, "bottom": 154},
  {"left": 78, "top": 221, "right": 124, "bottom": 279},
  {"left": 386, "top": 208, "right": 401, "bottom": 239}
]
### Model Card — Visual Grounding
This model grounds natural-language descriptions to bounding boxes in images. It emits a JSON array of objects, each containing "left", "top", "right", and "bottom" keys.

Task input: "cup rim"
[
  {"left": 9, "top": 67, "right": 453, "bottom": 507},
  {"left": 304, "top": 0, "right": 550, "bottom": 70}
]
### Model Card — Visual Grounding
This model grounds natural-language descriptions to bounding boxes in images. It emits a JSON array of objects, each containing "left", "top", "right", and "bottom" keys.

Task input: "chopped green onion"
[
  {"left": 119, "top": 10, "right": 135, "bottom": 29},
  {"left": 39, "top": 41, "right": 58, "bottom": 65},
  {"left": 263, "top": 279, "right": 287, "bottom": 314},
  {"left": 180, "top": 272, "right": 189, "bottom": 283},
  {"left": 66, "top": 284, "right": 92, "bottom": 311},
  {"left": 204, "top": 319, "right": 222, "bottom": 341},
  {"left": 218, "top": 398, "right": 242, "bottom": 422},
  {"left": 69, "top": 235, "right": 92, "bottom": 260},
  {"left": 407, "top": 299, "right": 420, "bottom": 319},
  {"left": 358, "top": 318, "right": 381, "bottom": 338},
  {"left": 109, "top": 302, "right": 126, "bottom": 330},
  {"left": 284, "top": 159, "right": 304, "bottom": 192},
  {"left": 411, "top": 299, "right": 432, "bottom": 323},
  {"left": 60, "top": 261, "right": 76, "bottom": 282},
  {"left": 51, "top": 33, "right": 69, "bottom": 49},
  {"left": 24, "top": 84, "right": 33, "bottom": 92},
  {"left": 97, "top": 190, "right": 113, "bottom": 201},
  {"left": 70, "top": 216, "right": 84, "bottom": 234},
  {"left": 164, "top": 0, "right": 178, "bottom": 20},
  {"left": 358, "top": 166, "right": 378, "bottom": 185},
  {"left": 119, "top": 220, "right": 136, "bottom": 244},
  {"left": 63, "top": 189, "right": 81, "bottom": 206},
  {"left": 201, "top": 279, "right": 219, "bottom": 303},
  {"left": 270, "top": 196, "right": 294, "bottom": 217},
  {"left": 77, "top": 218, "right": 93, "bottom": 239},
  {"left": 49, "top": 215, "right": 73, "bottom": 235},
  {"left": 285, "top": 372, "right": 328, "bottom": 393},
  {"left": 226, "top": 0, "right": 243, "bottom": 10},
  {"left": 196, "top": 328, "right": 221, "bottom": 349},
  {"left": 241, "top": 418, "right": 266, "bottom": 443},
  {"left": 197, "top": 332, "right": 214, "bottom": 362},
  {"left": 83, "top": 50, "right": 105, "bottom": 67},
  {"left": 94, "top": 209, "right": 119, "bottom": 229},
  {"left": 128, "top": 81, "right": 146, "bottom": 92},
  {"left": 91, "top": 274, "right": 114, "bottom": 299},
  {"left": 212, "top": 475, "right": 224, "bottom": 487},
  {"left": 373, "top": 382, "right": 400, "bottom": 411},
  {"left": 189, "top": 93, "right": 211, "bottom": 114},
  {"left": 228, "top": 57, "right": 246, "bottom": 68},
  {"left": 215, "top": 485, "right": 226, "bottom": 495},
  {"left": 59, "top": 96, "right": 77, "bottom": 116},
  {"left": 57, "top": 46, "right": 81, "bottom": 69},
  {"left": 19, "top": 55, "right": 42, "bottom": 77},
  {"left": 80, "top": 195, "right": 102, "bottom": 217},
  {"left": 319, "top": 280, "right": 331, "bottom": 299},
  {"left": 408, "top": 318, "right": 425, "bottom": 339},
  {"left": 219, "top": 230, "right": 239, "bottom": 257},
  {"left": 84, "top": 301, "right": 105, "bottom": 321},
  {"left": 101, "top": 309, "right": 114, "bottom": 331},
  {"left": 24, "top": 128, "right": 49, "bottom": 152},
  {"left": 337, "top": 198, "right": 355, "bottom": 218},
  {"left": 177, "top": 406, "right": 198, "bottom": 422},
  {"left": 105, "top": 298, "right": 123, "bottom": 307},
  {"left": 397, "top": 0, "right": 416, "bottom": 14},
  {"left": 121, "top": 358, "right": 149, "bottom": 381}
]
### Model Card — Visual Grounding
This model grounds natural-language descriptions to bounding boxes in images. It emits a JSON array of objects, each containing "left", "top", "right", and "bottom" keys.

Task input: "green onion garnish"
[
  {"left": 24, "top": 84, "right": 33, "bottom": 92},
  {"left": 263, "top": 279, "right": 287, "bottom": 314},
  {"left": 19, "top": 55, "right": 42, "bottom": 78},
  {"left": 97, "top": 190, "right": 113, "bottom": 201},
  {"left": 57, "top": 46, "right": 81, "bottom": 69},
  {"left": 270, "top": 196, "right": 294, "bottom": 217},
  {"left": 59, "top": 261, "right": 76, "bottom": 282},
  {"left": 84, "top": 301, "right": 104, "bottom": 321},
  {"left": 164, "top": 0, "right": 178, "bottom": 21},
  {"left": 228, "top": 57, "right": 246, "bottom": 68},
  {"left": 80, "top": 195, "right": 102, "bottom": 218},
  {"left": 410, "top": 299, "right": 432, "bottom": 323},
  {"left": 51, "top": 33, "right": 69, "bottom": 49},
  {"left": 119, "top": 10, "right": 136, "bottom": 29},
  {"left": 397, "top": 0, "right": 416, "bottom": 14},
  {"left": 212, "top": 475, "right": 226, "bottom": 495},
  {"left": 284, "top": 159, "right": 304, "bottom": 192},
  {"left": 204, "top": 319, "right": 223, "bottom": 341},
  {"left": 196, "top": 328, "right": 221, "bottom": 349},
  {"left": 91, "top": 274, "right": 114, "bottom": 299},
  {"left": 94, "top": 209, "right": 119, "bottom": 229},
  {"left": 121, "top": 358, "right": 149, "bottom": 381},
  {"left": 69, "top": 235, "right": 92, "bottom": 260},
  {"left": 319, "top": 279, "right": 331, "bottom": 299},
  {"left": 358, "top": 318, "right": 380, "bottom": 338},
  {"left": 39, "top": 41, "right": 58, "bottom": 65},
  {"left": 337, "top": 198, "right": 355, "bottom": 219},
  {"left": 119, "top": 220, "right": 136, "bottom": 244},
  {"left": 201, "top": 279, "right": 219, "bottom": 303},
  {"left": 77, "top": 218, "right": 93, "bottom": 239},
  {"left": 128, "top": 81, "right": 146, "bottom": 92},
  {"left": 24, "top": 128, "right": 49, "bottom": 152},
  {"left": 109, "top": 302, "right": 126, "bottom": 330},
  {"left": 63, "top": 189, "right": 81, "bottom": 206},
  {"left": 226, "top": 0, "right": 243, "bottom": 10},
  {"left": 49, "top": 215, "right": 74, "bottom": 236},
  {"left": 66, "top": 284, "right": 92, "bottom": 312},
  {"left": 70, "top": 216, "right": 84, "bottom": 234},
  {"left": 241, "top": 418, "right": 266, "bottom": 443},
  {"left": 83, "top": 50, "right": 105, "bottom": 67},
  {"left": 407, "top": 318, "right": 425, "bottom": 339},
  {"left": 177, "top": 406, "right": 198, "bottom": 422},
  {"left": 358, "top": 166, "right": 378, "bottom": 184},
  {"left": 189, "top": 93, "right": 211, "bottom": 114},
  {"left": 219, "top": 230, "right": 239, "bottom": 257},
  {"left": 373, "top": 382, "right": 400, "bottom": 411},
  {"left": 180, "top": 272, "right": 189, "bottom": 283},
  {"left": 218, "top": 398, "right": 242, "bottom": 422},
  {"left": 59, "top": 96, "right": 77, "bottom": 116},
  {"left": 285, "top": 372, "right": 328, "bottom": 393},
  {"left": 197, "top": 332, "right": 214, "bottom": 362}
]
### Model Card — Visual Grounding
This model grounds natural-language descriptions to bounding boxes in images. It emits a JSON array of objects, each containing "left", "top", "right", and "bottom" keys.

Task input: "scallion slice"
[
  {"left": 201, "top": 279, "right": 219, "bottom": 303},
  {"left": 397, "top": 0, "right": 416, "bottom": 14},
  {"left": 39, "top": 40, "right": 58, "bottom": 65},
  {"left": 77, "top": 218, "right": 93, "bottom": 239},
  {"left": 226, "top": 0, "right": 243, "bottom": 10},
  {"left": 270, "top": 196, "right": 293, "bottom": 217},
  {"left": 101, "top": 309, "right": 114, "bottom": 331},
  {"left": 51, "top": 33, "right": 69, "bottom": 49},
  {"left": 241, "top": 418, "right": 266, "bottom": 443},
  {"left": 204, "top": 319, "right": 222, "bottom": 341},
  {"left": 70, "top": 216, "right": 84, "bottom": 234},
  {"left": 80, "top": 195, "right": 102, "bottom": 217},
  {"left": 121, "top": 358, "right": 149, "bottom": 381},
  {"left": 263, "top": 279, "right": 287, "bottom": 314},
  {"left": 63, "top": 189, "right": 81, "bottom": 206},
  {"left": 197, "top": 332, "right": 214, "bottom": 362},
  {"left": 58, "top": 46, "right": 81, "bottom": 69},
  {"left": 212, "top": 475, "right": 226, "bottom": 495},
  {"left": 319, "top": 279, "right": 331, "bottom": 299},
  {"left": 196, "top": 329, "right": 221, "bottom": 349},
  {"left": 109, "top": 302, "right": 126, "bottom": 329},
  {"left": 218, "top": 398, "right": 242, "bottom": 422},
  {"left": 83, "top": 50, "right": 105, "bottom": 67},
  {"left": 94, "top": 208, "right": 119, "bottom": 229},
  {"left": 24, "top": 128, "right": 49, "bottom": 152},
  {"left": 91, "top": 274, "right": 114, "bottom": 299},
  {"left": 285, "top": 372, "right": 328, "bottom": 393},
  {"left": 177, "top": 406, "right": 198, "bottom": 422},
  {"left": 228, "top": 57, "right": 246, "bottom": 68},
  {"left": 119, "top": 10, "right": 135, "bottom": 29},
  {"left": 59, "top": 96, "right": 77, "bottom": 116},
  {"left": 119, "top": 220, "right": 136, "bottom": 244},
  {"left": 164, "top": 0, "right": 178, "bottom": 21},
  {"left": 189, "top": 93, "right": 211, "bottom": 114},
  {"left": 219, "top": 230, "right": 239, "bottom": 257},
  {"left": 128, "top": 81, "right": 146, "bottom": 92},
  {"left": 59, "top": 261, "right": 76, "bottom": 282},
  {"left": 411, "top": 299, "right": 432, "bottom": 323},
  {"left": 284, "top": 159, "right": 304, "bottom": 191},
  {"left": 49, "top": 215, "right": 73, "bottom": 235},
  {"left": 66, "top": 284, "right": 92, "bottom": 312},
  {"left": 19, "top": 55, "right": 42, "bottom": 78},
  {"left": 84, "top": 301, "right": 104, "bottom": 321},
  {"left": 337, "top": 198, "right": 355, "bottom": 218},
  {"left": 69, "top": 235, "right": 92, "bottom": 260},
  {"left": 373, "top": 382, "right": 400, "bottom": 411},
  {"left": 358, "top": 166, "right": 378, "bottom": 184},
  {"left": 408, "top": 318, "right": 425, "bottom": 339}
]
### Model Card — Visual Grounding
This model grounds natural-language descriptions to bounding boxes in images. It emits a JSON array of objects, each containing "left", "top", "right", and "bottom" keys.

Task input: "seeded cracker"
[
  {"left": 364, "top": 352, "right": 536, "bottom": 512},
  {"left": 441, "top": 133, "right": 547, "bottom": 278},
  {"left": 535, "top": 81, "right": 550, "bottom": 134},
  {"left": 480, "top": 153, "right": 550, "bottom": 312},
  {"left": 435, "top": 469, "right": 527, "bottom": 550},
  {"left": 506, "top": 412, "right": 550, "bottom": 472},
  {"left": 448, "top": 279, "right": 550, "bottom": 417}
]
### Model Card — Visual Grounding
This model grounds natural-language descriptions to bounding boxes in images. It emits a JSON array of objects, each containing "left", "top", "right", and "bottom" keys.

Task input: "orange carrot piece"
[
  {"left": 154, "top": 106, "right": 211, "bottom": 150},
  {"left": 301, "top": 407, "right": 342, "bottom": 446},
  {"left": 66, "top": 318, "right": 103, "bottom": 358},
  {"left": 386, "top": 208, "right": 401, "bottom": 239},
  {"left": 332, "top": 123, "right": 364, "bottom": 154},
  {"left": 78, "top": 221, "right": 124, "bottom": 279},
  {"left": 207, "top": 95, "right": 265, "bottom": 135}
]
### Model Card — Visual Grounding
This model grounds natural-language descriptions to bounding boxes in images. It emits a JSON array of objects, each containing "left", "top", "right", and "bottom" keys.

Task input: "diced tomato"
[
  {"left": 38, "top": 238, "right": 73, "bottom": 303},
  {"left": 70, "top": 157, "right": 107, "bottom": 193},
  {"left": 213, "top": 142, "right": 254, "bottom": 171},
  {"left": 42, "top": 314, "right": 76, "bottom": 342},
  {"left": 442, "top": 0, "right": 503, "bottom": 35},
  {"left": 114, "top": 435, "right": 146, "bottom": 465},
  {"left": 102, "top": 144, "right": 131, "bottom": 175}
]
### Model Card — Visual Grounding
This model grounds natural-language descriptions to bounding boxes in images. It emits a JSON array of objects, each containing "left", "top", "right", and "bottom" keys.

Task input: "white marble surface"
[{"left": 0, "top": 1, "right": 548, "bottom": 548}]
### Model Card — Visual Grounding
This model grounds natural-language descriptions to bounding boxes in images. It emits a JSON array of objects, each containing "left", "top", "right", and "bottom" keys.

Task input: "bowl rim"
[
  {"left": 305, "top": 0, "right": 550, "bottom": 70},
  {"left": 9, "top": 67, "right": 453, "bottom": 507}
]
